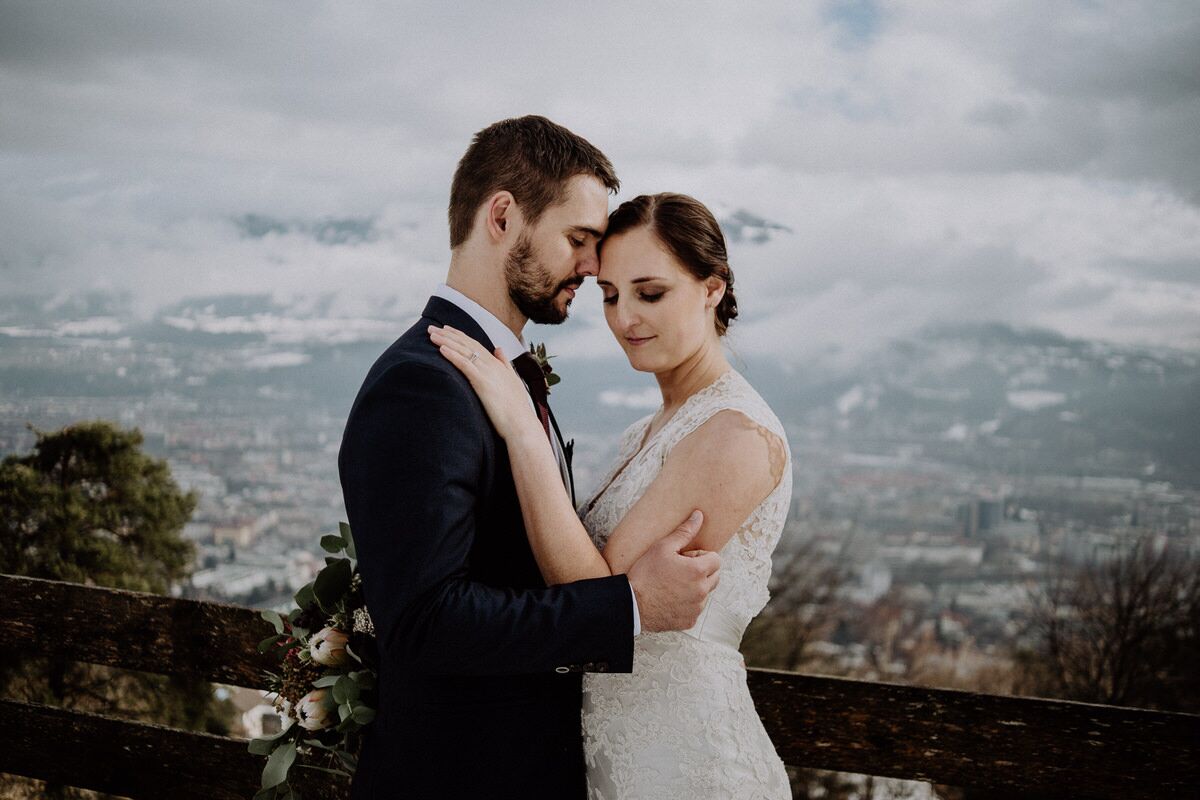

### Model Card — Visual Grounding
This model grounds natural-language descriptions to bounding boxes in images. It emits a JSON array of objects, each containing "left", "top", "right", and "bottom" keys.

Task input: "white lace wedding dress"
[{"left": 579, "top": 368, "right": 792, "bottom": 799}]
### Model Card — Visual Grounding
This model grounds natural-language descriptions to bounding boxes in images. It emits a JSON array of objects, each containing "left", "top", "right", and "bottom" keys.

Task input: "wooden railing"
[{"left": 1, "top": 573, "right": 1196, "bottom": 799}]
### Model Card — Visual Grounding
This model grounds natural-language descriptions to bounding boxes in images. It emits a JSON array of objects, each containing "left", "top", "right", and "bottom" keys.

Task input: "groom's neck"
[{"left": 444, "top": 260, "right": 527, "bottom": 340}]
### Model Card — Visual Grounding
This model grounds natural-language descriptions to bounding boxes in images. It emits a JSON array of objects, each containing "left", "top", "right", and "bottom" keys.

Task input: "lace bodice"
[
  {"left": 577, "top": 368, "right": 792, "bottom": 799},
  {"left": 580, "top": 368, "right": 792, "bottom": 642}
]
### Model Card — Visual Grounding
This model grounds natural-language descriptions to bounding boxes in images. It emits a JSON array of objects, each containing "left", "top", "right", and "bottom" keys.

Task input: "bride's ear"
[{"left": 703, "top": 276, "right": 726, "bottom": 309}]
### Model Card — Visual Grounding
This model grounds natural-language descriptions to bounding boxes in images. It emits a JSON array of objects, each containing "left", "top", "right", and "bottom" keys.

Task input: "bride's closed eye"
[{"left": 602, "top": 291, "right": 667, "bottom": 305}]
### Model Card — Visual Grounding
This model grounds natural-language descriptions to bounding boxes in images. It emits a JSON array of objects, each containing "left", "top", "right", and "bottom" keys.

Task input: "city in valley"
[{"left": 3, "top": 291, "right": 1197, "bottom": 698}]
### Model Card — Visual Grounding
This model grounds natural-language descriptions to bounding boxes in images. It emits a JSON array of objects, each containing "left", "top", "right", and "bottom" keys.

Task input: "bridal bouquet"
[{"left": 249, "top": 522, "right": 378, "bottom": 799}]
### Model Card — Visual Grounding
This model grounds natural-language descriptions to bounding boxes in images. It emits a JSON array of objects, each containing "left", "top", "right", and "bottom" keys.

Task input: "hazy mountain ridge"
[{"left": 2, "top": 291, "right": 1197, "bottom": 486}]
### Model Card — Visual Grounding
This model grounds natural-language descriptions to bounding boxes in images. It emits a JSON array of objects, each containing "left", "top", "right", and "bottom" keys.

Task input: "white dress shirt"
[{"left": 431, "top": 284, "right": 641, "bottom": 636}]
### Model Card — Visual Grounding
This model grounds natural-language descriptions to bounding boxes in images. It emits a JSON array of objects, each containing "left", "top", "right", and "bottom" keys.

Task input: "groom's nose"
[{"left": 574, "top": 245, "right": 600, "bottom": 277}]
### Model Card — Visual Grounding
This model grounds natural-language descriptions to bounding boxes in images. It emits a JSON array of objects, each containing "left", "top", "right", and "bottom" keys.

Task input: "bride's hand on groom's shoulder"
[{"left": 429, "top": 325, "right": 541, "bottom": 440}]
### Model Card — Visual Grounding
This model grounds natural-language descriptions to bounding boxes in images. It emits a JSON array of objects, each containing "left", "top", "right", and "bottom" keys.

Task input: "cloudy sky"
[{"left": 2, "top": 0, "right": 1198, "bottom": 361}]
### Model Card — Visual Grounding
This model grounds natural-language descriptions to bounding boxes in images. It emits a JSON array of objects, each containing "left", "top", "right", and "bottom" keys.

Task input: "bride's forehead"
[{"left": 599, "top": 230, "right": 685, "bottom": 282}]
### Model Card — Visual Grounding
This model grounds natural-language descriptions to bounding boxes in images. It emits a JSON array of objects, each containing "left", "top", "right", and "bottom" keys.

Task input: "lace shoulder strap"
[{"left": 656, "top": 370, "right": 787, "bottom": 459}]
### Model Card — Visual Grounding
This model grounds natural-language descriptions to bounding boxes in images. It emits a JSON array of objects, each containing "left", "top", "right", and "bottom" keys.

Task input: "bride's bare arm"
[
  {"left": 599, "top": 410, "right": 787, "bottom": 575},
  {"left": 506, "top": 408, "right": 787, "bottom": 581},
  {"left": 503, "top": 427, "right": 613, "bottom": 584},
  {"left": 428, "top": 324, "right": 768, "bottom": 587},
  {"left": 502, "top": 410, "right": 787, "bottom": 584}
]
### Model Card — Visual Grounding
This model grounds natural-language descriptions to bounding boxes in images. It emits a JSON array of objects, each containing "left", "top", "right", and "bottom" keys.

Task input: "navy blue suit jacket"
[{"left": 338, "top": 296, "right": 634, "bottom": 799}]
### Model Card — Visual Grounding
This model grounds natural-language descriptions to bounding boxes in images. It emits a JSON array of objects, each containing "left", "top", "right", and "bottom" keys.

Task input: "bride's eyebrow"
[{"left": 596, "top": 276, "right": 668, "bottom": 288}]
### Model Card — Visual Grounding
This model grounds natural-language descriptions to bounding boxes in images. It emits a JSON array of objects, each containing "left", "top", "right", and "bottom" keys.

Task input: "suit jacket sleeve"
[{"left": 339, "top": 359, "right": 634, "bottom": 675}]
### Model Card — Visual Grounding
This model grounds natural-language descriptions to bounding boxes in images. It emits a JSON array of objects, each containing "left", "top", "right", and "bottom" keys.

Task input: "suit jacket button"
[{"left": 555, "top": 666, "right": 570, "bottom": 674}]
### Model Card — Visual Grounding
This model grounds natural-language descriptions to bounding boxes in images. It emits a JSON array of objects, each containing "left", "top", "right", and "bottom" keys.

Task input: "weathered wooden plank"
[
  {"left": 4, "top": 573, "right": 1198, "bottom": 798},
  {"left": 0, "top": 699, "right": 350, "bottom": 800},
  {"left": 0, "top": 573, "right": 276, "bottom": 688},
  {"left": 748, "top": 667, "right": 1200, "bottom": 799}
]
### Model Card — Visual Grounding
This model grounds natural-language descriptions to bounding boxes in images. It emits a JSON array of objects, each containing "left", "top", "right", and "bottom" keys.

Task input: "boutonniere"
[{"left": 528, "top": 342, "right": 561, "bottom": 394}]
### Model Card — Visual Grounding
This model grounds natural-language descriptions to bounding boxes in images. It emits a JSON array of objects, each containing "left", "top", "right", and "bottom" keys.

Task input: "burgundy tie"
[{"left": 512, "top": 352, "right": 553, "bottom": 443}]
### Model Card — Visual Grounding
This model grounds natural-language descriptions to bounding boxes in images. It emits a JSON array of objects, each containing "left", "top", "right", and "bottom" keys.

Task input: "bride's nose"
[{"left": 615, "top": 298, "right": 641, "bottom": 332}]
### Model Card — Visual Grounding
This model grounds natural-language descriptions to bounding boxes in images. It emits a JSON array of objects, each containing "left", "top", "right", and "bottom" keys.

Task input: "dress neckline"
[
  {"left": 632, "top": 368, "right": 737, "bottom": 457},
  {"left": 582, "top": 368, "right": 738, "bottom": 518}
]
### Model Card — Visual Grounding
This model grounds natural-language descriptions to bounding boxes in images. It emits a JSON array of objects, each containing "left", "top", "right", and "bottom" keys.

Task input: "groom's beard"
[{"left": 505, "top": 233, "right": 580, "bottom": 325}]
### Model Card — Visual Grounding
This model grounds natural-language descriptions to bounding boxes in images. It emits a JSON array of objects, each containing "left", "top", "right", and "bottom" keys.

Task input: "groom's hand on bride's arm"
[{"left": 627, "top": 510, "right": 721, "bottom": 633}]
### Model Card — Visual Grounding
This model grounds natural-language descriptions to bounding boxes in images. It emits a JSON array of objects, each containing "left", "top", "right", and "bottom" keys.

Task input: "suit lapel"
[{"left": 546, "top": 406, "right": 576, "bottom": 508}]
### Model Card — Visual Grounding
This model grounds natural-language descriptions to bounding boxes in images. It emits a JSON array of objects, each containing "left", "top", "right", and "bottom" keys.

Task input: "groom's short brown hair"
[{"left": 448, "top": 115, "right": 619, "bottom": 248}]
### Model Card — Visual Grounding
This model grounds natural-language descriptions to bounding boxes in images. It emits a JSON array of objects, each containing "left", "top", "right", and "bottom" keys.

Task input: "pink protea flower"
[
  {"left": 309, "top": 626, "right": 350, "bottom": 667},
  {"left": 295, "top": 688, "right": 335, "bottom": 731}
]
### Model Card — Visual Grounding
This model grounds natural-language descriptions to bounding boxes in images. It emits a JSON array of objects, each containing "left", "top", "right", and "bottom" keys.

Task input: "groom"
[{"left": 338, "top": 116, "right": 720, "bottom": 799}]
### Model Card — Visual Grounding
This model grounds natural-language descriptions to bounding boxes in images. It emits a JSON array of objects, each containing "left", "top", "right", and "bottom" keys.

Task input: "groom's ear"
[{"left": 485, "top": 190, "right": 519, "bottom": 242}]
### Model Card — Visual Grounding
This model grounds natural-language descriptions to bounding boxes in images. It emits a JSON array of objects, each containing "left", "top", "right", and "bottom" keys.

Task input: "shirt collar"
[{"left": 432, "top": 283, "right": 526, "bottom": 362}]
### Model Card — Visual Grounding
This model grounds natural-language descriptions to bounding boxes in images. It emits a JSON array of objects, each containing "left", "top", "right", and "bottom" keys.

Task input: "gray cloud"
[{"left": 0, "top": 0, "right": 1197, "bottom": 359}]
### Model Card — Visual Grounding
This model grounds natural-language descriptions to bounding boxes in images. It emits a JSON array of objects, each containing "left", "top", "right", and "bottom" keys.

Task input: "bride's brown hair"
[{"left": 602, "top": 193, "right": 739, "bottom": 336}]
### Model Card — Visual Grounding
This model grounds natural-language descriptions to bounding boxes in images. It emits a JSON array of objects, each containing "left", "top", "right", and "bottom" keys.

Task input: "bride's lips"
[{"left": 626, "top": 335, "right": 655, "bottom": 347}]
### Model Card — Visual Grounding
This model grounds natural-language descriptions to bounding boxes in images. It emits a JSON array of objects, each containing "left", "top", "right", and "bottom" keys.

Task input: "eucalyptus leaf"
[
  {"left": 351, "top": 704, "right": 375, "bottom": 725},
  {"left": 336, "top": 749, "right": 358, "bottom": 771},
  {"left": 247, "top": 721, "right": 293, "bottom": 756},
  {"left": 319, "top": 534, "right": 344, "bottom": 553},
  {"left": 349, "top": 670, "right": 375, "bottom": 690},
  {"left": 312, "top": 557, "right": 353, "bottom": 612},
  {"left": 261, "top": 741, "right": 297, "bottom": 789},
  {"left": 294, "top": 764, "right": 352, "bottom": 778},
  {"left": 332, "top": 675, "right": 359, "bottom": 705},
  {"left": 260, "top": 610, "right": 286, "bottom": 634},
  {"left": 252, "top": 787, "right": 277, "bottom": 800},
  {"left": 294, "top": 582, "right": 315, "bottom": 609},
  {"left": 338, "top": 702, "right": 352, "bottom": 722},
  {"left": 258, "top": 633, "right": 289, "bottom": 654},
  {"left": 339, "top": 521, "right": 357, "bottom": 560},
  {"left": 311, "top": 674, "right": 340, "bottom": 688},
  {"left": 249, "top": 733, "right": 286, "bottom": 756},
  {"left": 301, "top": 737, "right": 334, "bottom": 750}
]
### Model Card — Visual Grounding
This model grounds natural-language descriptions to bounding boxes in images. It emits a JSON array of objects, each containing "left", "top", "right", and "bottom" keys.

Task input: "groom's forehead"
[
  {"left": 550, "top": 174, "right": 611, "bottom": 230},
  {"left": 568, "top": 223, "right": 605, "bottom": 239}
]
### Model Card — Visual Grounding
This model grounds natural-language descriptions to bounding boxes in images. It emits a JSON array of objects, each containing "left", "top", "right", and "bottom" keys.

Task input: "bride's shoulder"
[
  {"left": 658, "top": 405, "right": 789, "bottom": 525},
  {"left": 701, "top": 369, "right": 787, "bottom": 437}
]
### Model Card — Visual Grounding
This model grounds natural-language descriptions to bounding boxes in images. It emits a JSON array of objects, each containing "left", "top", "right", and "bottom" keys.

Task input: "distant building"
[
  {"left": 958, "top": 497, "right": 1003, "bottom": 538},
  {"left": 221, "top": 685, "right": 286, "bottom": 739},
  {"left": 877, "top": 542, "right": 984, "bottom": 567},
  {"left": 213, "top": 510, "right": 279, "bottom": 548},
  {"left": 213, "top": 520, "right": 255, "bottom": 548}
]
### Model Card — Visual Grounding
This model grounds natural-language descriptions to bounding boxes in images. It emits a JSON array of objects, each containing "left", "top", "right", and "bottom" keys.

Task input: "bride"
[{"left": 429, "top": 192, "right": 792, "bottom": 799}]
